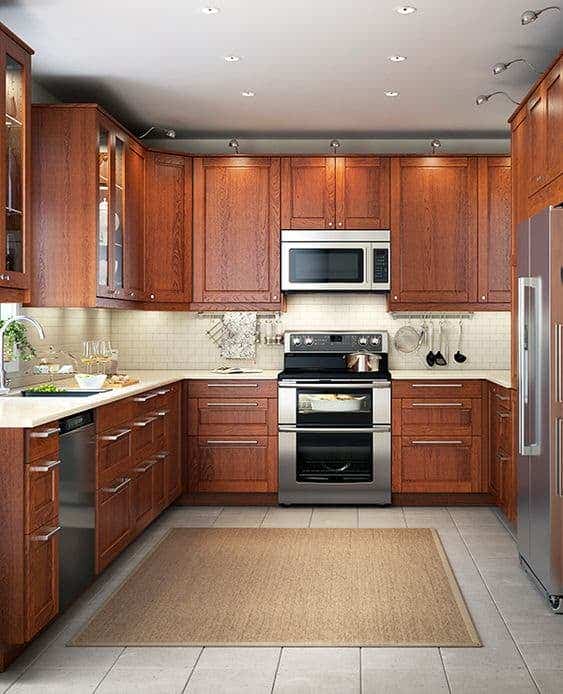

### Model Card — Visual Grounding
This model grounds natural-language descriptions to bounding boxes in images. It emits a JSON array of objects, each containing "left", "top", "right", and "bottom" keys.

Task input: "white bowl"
[{"left": 74, "top": 373, "right": 107, "bottom": 390}]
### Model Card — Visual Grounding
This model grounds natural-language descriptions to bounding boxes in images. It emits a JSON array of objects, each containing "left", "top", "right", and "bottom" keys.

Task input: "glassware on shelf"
[
  {"left": 5, "top": 55, "right": 24, "bottom": 274},
  {"left": 113, "top": 137, "right": 125, "bottom": 289},
  {"left": 97, "top": 128, "right": 110, "bottom": 288}
]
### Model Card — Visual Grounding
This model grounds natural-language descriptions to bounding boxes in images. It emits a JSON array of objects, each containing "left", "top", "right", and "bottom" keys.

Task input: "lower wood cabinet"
[
  {"left": 489, "top": 383, "right": 516, "bottom": 521},
  {"left": 96, "top": 477, "right": 133, "bottom": 573},
  {"left": 25, "top": 526, "right": 59, "bottom": 642}
]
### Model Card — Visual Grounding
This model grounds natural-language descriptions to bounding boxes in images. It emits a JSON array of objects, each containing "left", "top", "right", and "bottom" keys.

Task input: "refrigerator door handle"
[
  {"left": 556, "top": 418, "right": 563, "bottom": 497},
  {"left": 519, "top": 276, "right": 542, "bottom": 456},
  {"left": 556, "top": 323, "right": 563, "bottom": 403}
]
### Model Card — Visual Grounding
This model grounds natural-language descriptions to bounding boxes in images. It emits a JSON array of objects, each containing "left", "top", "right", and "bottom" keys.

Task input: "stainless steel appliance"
[
  {"left": 278, "top": 331, "right": 391, "bottom": 505},
  {"left": 59, "top": 410, "right": 96, "bottom": 611},
  {"left": 281, "top": 230, "right": 390, "bottom": 292},
  {"left": 345, "top": 352, "right": 382, "bottom": 372},
  {"left": 517, "top": 204, "right": 563, "bottom": 613}
]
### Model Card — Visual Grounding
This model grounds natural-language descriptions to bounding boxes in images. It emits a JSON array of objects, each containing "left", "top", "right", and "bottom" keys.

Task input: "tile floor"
[{"left": 2, "top": 506, "right": 562, "bottom": 693}]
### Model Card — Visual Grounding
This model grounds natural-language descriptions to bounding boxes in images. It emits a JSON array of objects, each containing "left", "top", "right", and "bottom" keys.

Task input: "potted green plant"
[{"left": 0, "top": 319, "right": 37, "bottom": 362}]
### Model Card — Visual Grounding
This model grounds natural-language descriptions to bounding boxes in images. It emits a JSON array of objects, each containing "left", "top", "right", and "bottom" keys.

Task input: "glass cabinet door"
[
  {"left": 97, "top": 126, "right": 110, "bottom": 291},
  {"left": 113, "top": 136, "right": 125, "bottom": 290}
]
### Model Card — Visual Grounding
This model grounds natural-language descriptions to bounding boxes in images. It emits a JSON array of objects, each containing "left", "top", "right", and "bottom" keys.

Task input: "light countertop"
[
  {"left": 0, "top": 368, "right": 513, "bottom": 429},
  {"left": 390, "top": 369, "right": 512, "bottom": 389}
]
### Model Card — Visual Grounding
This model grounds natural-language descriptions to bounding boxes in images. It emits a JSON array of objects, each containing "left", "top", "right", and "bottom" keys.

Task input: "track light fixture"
[
  {"left": 430, "top": 138, "right": 442, "bottom": 154},
  {"left": 520, "top": 6, "right": 560, "bottom": 24},
  {"left": 228, "top": 137, "right": 240, "bottom": 154},
  {"left": 330, "top": 139, "right": 341, "bottom": 154},
  {"left": 492, "top": 58, "right": 539, "bottom": 76},
  {"left": 475, "top": 91, "right": 521, "bottom": 106},
  {"left": 138, "top": 126, "right": 176, "bottom": 139}
]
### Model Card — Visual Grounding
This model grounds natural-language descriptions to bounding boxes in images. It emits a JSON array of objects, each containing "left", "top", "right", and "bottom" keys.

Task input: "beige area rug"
[{"left": 72, "top": 528, "right": 480, "bottom": 647}]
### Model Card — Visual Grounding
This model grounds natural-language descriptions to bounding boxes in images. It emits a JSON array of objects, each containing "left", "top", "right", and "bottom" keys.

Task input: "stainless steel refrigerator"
[{"left": 517, "top": 204, "right": 563, "bottom": 613}]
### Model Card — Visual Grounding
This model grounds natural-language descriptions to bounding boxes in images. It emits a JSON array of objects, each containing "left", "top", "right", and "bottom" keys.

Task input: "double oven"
[{"left": 278, "top": 332, "right": 391, "bottom": 505}]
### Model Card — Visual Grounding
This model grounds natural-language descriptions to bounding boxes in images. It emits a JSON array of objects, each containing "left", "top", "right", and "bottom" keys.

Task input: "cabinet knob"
[
  {"left": 481, "top": 295, "right": 486, "bottom": 301},
  {"left": 393, "top": 295, "right": 398, "bottom": 300},
  {"left": 272, "top": 295, "right": 278, "bottom": 300},
  {"left": 328, "top": 221, "right": 333, "bottom": 227},
  {"left": 149, "top": 293, "right": 156, "bottom": 300},
  {"left": 129, "top": 291, "right": 136, "bottom": 298},
  {"left": 1, "top": 273, "right": 10, "bottom": 281},
  {"left": 337, "top": 222, "right": 343, "bottom": 227}
]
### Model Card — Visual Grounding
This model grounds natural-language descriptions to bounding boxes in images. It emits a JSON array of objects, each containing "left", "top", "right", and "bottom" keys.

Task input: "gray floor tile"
[
  {"left": 519, "top": 644, "right": 563, "bottom": 671},
  {"left": 6, "top": 668, "right": 106, "bottom": 693},
  {"left": 309, "top": 507, "right": 358, "bottom": 528},
  {"left": 532, "top": 669, "right": 563, "bottom": 694},
  {"left": 261, "top": 507, "right": 313, "bottom": 527},
  {"left": 111, "top": 647, "right": 202, "bottom": 670},
  {"left": 362, "top": 647, "right": 442, "bottom": 670},
  {"left": 212, "top": 507, "right": 268, "bottom": 527},
  {"left": 447, "top": 667, "right": 537, "bottom": 693},
  {"left": 96, "top": 667, "right": 191, "bottom": 694},
  {"left": 29, "top": 644, "right": 123, "bottom": 671},
  {"left": 358, "top": 508, "right": 406, "bottom": 528},
  {"left": 362, "top": 669, "right": 449, "bottom": 693},
  {"left": 441, "top": 641, "right": 525, "bottom": 670},
  {"left": 274, "top": 648, "right": 359, "bottom": 694},
  {"left": 506, "top": 616, "right": 563, "bottom": 644}
]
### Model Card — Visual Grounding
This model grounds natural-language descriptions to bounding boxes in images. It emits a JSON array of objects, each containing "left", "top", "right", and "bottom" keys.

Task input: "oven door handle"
[
  {"left": 278, "top": 426, "right": 390, "bottom": 433},
  {"left": 278, "top": 382, "right": 390, "bottom": 389}
]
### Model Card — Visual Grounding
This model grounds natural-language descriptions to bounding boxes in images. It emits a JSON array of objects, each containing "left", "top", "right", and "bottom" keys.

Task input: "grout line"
[
  {"left": 269, "top": 647, "right": 284, "bottom": 694},
  {"left": 400, "top": 505, "right": 408, "bottom": 528},
  {"left": 91, "top": 647, "right": 126, "bottom": 693},
  {"left": 211, "top": 507, "right": 225, "bottom": 526},
  {"left": 181, "top": 647, "right": 205, "bottom": 694},
  {"left": 438, "top": 648, "right": 452, "bottom": 694},
  {"left": 358, "top": 647, "right": 362, "bottom": 694},
  {"left": 445, "top": 508, "right": 542, "bottom": 693}
]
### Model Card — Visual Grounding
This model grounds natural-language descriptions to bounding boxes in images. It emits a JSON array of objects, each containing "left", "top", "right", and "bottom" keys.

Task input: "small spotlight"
[
  {"left": 330, "top": 139, "right": 341, "bottom": 153},
  {"left": 138, "top": 126, "right": 176, "bottom": 139},
  {"left": 430, "top": 138, "right": 442, "bottom": 154},
  {"left": 475, "top": 91, "right": 521, "bottom": 106},
  {"left": 521, "top": 6, "right": 560, "bottom": 24},
  {"left": 492, "top": 58, "right": 539, "bottom": 76},
  {"left": 228, "top": 137, "right": 240, "bottom": 154}
]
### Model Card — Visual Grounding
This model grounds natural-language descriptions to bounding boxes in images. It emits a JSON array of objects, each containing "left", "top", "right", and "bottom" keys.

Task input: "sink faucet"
[{"left": 0, "top": 315, "right": 45, "bottom": 395}]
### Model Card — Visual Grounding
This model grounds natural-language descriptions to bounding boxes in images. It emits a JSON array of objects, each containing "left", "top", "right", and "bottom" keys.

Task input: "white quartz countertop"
[
  {"left": 389, "top": 369, "right": 513, "bottom": 389},
  {"left": 0, "top": 369, "right": 281, "bottom": 429}
]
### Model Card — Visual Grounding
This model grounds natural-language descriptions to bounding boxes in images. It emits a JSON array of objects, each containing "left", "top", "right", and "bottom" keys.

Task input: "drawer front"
[
  {"left": 399, "top": 436, "right": 481, "bottom": 492},
  {"left": 401, "top": 398, "right": 480, "bottom": 436},
  {"left": 25, "top": 523, "right": 60, "bottom": 641},
  {"left": 490, "top": 383, "right": 513, "bottom": 405},
  {"left": 131, "top": 463, "right": 154, "bottom": 533},
  {"left": 188, "top": 380, "right": 277, "bottom": 399},
  {"left": 191, "top": 398, "right": 270, "bottom": 436},
  {"left": 26, "top": 423, "right": 60, "bottom": 462},
  {"left": 96, "top": 476, "right": 132, "bottom": 572},
  {"left": 392, "top": 380, "right": 482, "bottom": 399},
  {"left": 164, "top": 449, "right": 182, "bottom": 503},
  {"left": 191, "top": 435, "right": 276, "bottom": 493},
  {"left": 25, "top": 459, "right": 60, "bottom": 533},
  {"left": 131, "top": 415, "right": 157, "bottom": 460},
  {"left": 493, "top": 406, "right": 513, "bottom": 455},
  {"left": 152, "top": 456, "right": 166, "bottom": 513},
  {"left": 97, "top": 427, "right": 133, "bottom": 488},
  {"left": 97, "top": 398, "right": 134, "bottom": 433}
]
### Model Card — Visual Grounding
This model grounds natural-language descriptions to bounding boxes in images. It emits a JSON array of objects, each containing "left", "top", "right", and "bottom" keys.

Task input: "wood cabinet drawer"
[
  {"left": 189, "top": 435, "right": 277, "bottom": 493},
  {"left": 187, "top": 380, "right": 277, "bottom": 399},
  {"left": 152, "top": 455, "right": 166, "bottom": 514},
  {"left": 392, "top": 380, "right": 482, "bottom": 399},
  {"left": 97, "top": 426, "right": 133, "bottom": 488},
  {"left": 25, "top": 523, "right": 60, "bottom": 641},
  {"left": 25, "top": 458, "right": 60, "bottom": 533},
  {"left": 97, "top": 398, "right": 134, "bottom": 433},
  {"left": 131, "top": 384, "right": 179, "bottom": 416},
  {"left": 398, "top": 436, "right": 481, "bottom": 493},
  {"left": 96, "top": 476, "right": 132, "bottom": 573},
  {"left": 489, "top": 383, "right": 513, "bottom": 407},
  {"left": 164, "top": 449, "right": 182, "bottom": 503},
  {"left": 400, "top": 398, "right": 481, "bottom": 436},
  {"left": 130, "top": 461, "right": 154, "bottom": 534},
  {"left": 187, "top": 398, "right": 275, "bottom": 436},
  {"left": 131, "top": 415, "right": 157, "bottom": 460},
  {"left": 492, "top": 405, "right": 513, "bottom": 455},
  {"left": 26, "top": 423, "right": 60, "bottom": 462}
]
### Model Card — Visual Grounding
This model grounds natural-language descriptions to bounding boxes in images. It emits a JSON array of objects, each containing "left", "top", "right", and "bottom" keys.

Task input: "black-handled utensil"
[
  {"left": 434, "top": 320, "right": 447, "bottom": 366},
  {"left": 454, "top": 320, "right": 467, "bottom": 363},
  {"left": 425, "top": 321, "right": 436, "bottom": 367}
]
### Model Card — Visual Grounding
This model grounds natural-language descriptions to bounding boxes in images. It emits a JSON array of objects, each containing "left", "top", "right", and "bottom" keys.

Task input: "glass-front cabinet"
[{"left": 0, "top": 29, "right": 32, "bottom": 295}]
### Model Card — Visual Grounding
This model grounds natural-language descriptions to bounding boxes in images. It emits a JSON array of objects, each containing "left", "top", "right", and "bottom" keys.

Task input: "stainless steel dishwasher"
[{"left": 58, "top": 410, "right": 96, "bottom": 611}]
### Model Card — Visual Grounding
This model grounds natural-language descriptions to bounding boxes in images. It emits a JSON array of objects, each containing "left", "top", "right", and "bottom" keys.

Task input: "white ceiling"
[{"left": 2, "top": 0, "right": 561, "bottom": 137}]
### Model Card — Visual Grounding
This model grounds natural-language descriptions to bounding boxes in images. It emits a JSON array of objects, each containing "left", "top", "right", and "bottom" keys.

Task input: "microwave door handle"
[{"left": 365, "top": 244, "right": 373, "bottom": 290}]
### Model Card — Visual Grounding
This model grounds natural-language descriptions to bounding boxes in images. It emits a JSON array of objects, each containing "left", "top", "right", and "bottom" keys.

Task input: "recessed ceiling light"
[
  {"left": 395, "top": 5, "right": 417, "bottom": 14},
  {"left": 241, "top": 90, "right": 255, "bottom": 97},
  {"left": 384, "top": 90, "right": 400, "bottom": 97},
  {"left": 224, "top": 55, "right": 241, "bottom": 62},
  {"left": 388, "top": 54, "right": 407, "bottom": 62},
  {"left": 201, "top": 7, "right": 219, "bottom": 14}
]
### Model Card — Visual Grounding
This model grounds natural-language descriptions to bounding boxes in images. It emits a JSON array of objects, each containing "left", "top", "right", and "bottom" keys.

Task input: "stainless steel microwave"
[{"left": 281, "top": 230, "right": 390, "bottom": 292}]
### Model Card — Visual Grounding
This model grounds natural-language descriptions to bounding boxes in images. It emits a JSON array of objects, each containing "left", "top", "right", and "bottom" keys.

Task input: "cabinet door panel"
[
  {"left": 123, "top": 140, "right": 145, "bottom": 300},
  {"left": 281, "top": 157, "right": 335, "bottom": 228},
  {"left": 193, "top": 157, "right": 280, "bottom": 304},
  {"left": 25, "top": 460, "right": 59, "bottom": 533},
  {"left": 477, "top": 157, "right": 511, "bottom": 305},
  {"left": 335, "top": 157, "right": 389, "bottom": 228},
  {"left": 152, "top": 456, "right": 166, "bottom": 513},
  {"left": 528, "top": 90, "right": 547, "bottom": 195},
  {"left": 25, "top": 527, "right": 59, "bottom": 640},
  {"left": 390, "top": 157, "right": 478, "bottom": 304},
  {"left": 131, "top": 464, "right": 154, "bottom": 533},
  {"left": 145, "top": 153, "right": 191, "bottom": 304},
  {"left": 545, "top": 61, "right": 562, "bottom": 185},
  {"left": 96, "top": 427, "right": 133, "bottom": 488},
  {"left": 96, "top": 477, "right": 132, "bottom": 572},
  {"left": 401, "top": 398, "right": 480, "bottom": 437}
]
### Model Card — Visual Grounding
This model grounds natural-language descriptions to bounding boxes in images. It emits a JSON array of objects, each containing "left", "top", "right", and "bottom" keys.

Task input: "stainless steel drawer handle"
[
  {"left": 155, "top": 410, "right": 170, "bottom": 417},
  {"left": 133, "top": 417, "right": 157, "bottom": 427},
  {"left": 102, "top": 477, "right": 131, "bottom": 494},
  {"left": 497, "top": 412, "right": 510, "bottom": 419},
  {"left": 30, "top": 426, "right": 60, "bottom": 439},
  {"left": 31, "top": 526, "right": 61, "bottom": 542},
  {"left": 495, "top": 393, "right": 510, "bottom": 402},
  {"left": 154, "top": 451, "right": 169, "bottom": 459},
  {"left": 29, "top": 459, "right": 61, "bottom": 473},
  {"left": 206, "top": 402, "right": 259, "bottom": 407},
  {"left": 411, "top": 440, "right": 464, "bottom": 445},
  {"left": 157, "top": 388, "right": 172, "bottom": 395},
  {"left": 410, "top": 384, "right": 462, "bottom": 388},
  {"left": 207, "top": 383, "right": 260, "bottom": 388},
  {"left": 133, "top": 392, "right": 159, "bottom": 402},
  {"left": 496, "top": 453, "right": 510, "bottom": 462},
  {"left": 278, "top": 426, "right": 390, "bottom": 433},
  {"left": 98, "top": 428, "right": 131, "bottom": 442},
  {"left": 411, "top": 402, "right": 463, "bottom": 407},
  {"left": 134, "top": 461, "right": 155, "bottom": 473},
  {"left": 205, "top": 440, "right": 259, "bottom": 445}
]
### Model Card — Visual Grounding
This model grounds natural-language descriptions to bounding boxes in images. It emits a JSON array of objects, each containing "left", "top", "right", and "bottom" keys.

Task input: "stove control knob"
[
  {"left": 304, "top": 336, "right": 314, "bottom": 346},
  {"left": 292, "top": 336, "right": 302, "bottom": 346},
  {"left": 358, "top": 336, "right": 368, "bottom": 346},
  {"left": 370, "top": 336, "right": 380, "bottom": 346}
]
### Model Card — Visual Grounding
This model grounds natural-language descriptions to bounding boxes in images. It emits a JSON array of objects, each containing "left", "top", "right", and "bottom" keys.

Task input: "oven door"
[
  {"left": 278, "top": 425, "right": 391, "bottom": 504},
  {"left": 281, "top": 241, "right": 372, "bottom": 291}
]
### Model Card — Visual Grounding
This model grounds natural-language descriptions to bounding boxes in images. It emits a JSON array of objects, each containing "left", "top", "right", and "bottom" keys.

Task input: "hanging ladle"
[
  {"left": 454, "top": 320, "right": 467, "bottom": 364},
  {"left": 425, "top": 320, "right": 436, "bottom": 367},
  {"left": 434, "top": 320, "right": 447, "bottom": 366}
]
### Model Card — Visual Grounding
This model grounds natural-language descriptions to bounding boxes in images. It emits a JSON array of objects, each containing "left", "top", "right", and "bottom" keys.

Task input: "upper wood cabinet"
[
  {"left": 144, "top": 152, "right": 192, "bottom": 305},
  {"left": 281, "top": 156, "right": 389, "bottom": 229},
  {"left": 192, "top": 156, "right": 281, "bottom": 309},
  {"left": 477, "top": 157, "right": 511, "bottom": 306},
  {"left": 389, "top": 157, "right": 479, "bottom": 307},
  {"left": 0, "top": 24, "right": 32, "bottom": 302},
  {"left": 31, "top": 105, "right": 147, "bottom": 308}
]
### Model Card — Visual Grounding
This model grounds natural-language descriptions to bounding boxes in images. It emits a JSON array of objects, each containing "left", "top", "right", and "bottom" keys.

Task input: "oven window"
[
  {"left": 288, "top": 248, "right": 364, "bottom": 284},
  {"left": 296, "top": 431, "right": 373, "bottom": 483},
  {"left": 297, "top": 388, "right": 372, "bottom": 426}
]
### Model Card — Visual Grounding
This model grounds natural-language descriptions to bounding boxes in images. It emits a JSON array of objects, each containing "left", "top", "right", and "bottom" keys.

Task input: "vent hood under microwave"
[{"left": 281, "top": 230, "right": 390, "bottom": 292}]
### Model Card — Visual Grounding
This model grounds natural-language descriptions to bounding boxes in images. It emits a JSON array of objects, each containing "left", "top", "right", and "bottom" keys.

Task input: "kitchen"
[{"left": 0, "top": 1, "right": 561, "bottom": 692}]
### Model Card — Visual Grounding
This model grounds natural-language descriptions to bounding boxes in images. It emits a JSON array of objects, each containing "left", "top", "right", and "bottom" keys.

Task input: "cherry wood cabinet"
[
  {"left": 281, "top": 156, "right": 389, "bottom": 230},
  {"left": 0, "top": 23, "right": 32, "bottom": 303},
  {"left": 489, "top": 383, "right": 516, "bottom": 522},
  {"left": 96, "top": 477, "right": 133, "bottom": 572},
  {"left": 144, "top": 152, "right": 192, "bottom": 305},
  {"left": 24, "top": 528, "right": 59, "bottom": 642},
  {"left": 192, "top": 156, "right": 281, "bottom": 309}
]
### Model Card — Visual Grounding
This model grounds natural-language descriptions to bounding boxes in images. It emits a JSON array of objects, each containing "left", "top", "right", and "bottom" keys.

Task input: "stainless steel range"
[{"left": 278, "top": 331, "right": 391, "bottom": 505}]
